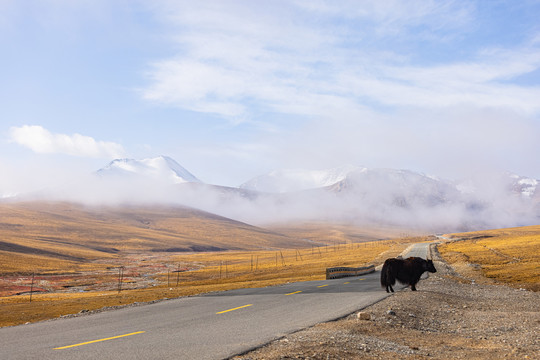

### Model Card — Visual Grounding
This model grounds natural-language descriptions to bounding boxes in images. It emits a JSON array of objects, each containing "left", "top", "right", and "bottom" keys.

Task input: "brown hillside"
[{"left": 0, "top": 201, "right": 308, "bottom": 274}]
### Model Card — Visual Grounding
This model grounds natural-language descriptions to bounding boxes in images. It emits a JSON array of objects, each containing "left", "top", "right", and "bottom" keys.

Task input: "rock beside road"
[{"left": 233, "top": 248, "right": 539, "bottom": 359}]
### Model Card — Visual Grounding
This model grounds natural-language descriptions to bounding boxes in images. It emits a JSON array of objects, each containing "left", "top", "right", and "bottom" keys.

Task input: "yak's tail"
[{"left": 380, "top": 260, "right": 396, "bottom": 288}]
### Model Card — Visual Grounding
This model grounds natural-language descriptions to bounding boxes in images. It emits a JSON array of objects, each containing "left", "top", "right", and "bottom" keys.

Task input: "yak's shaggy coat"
[{"left": 381, "top": 257, "right": 437, "bottom": 293}]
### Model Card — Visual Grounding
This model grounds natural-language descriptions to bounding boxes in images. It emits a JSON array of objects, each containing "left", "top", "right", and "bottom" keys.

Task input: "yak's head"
[{"left": 424, "top": 259, "right": 437, "bottom": 273}]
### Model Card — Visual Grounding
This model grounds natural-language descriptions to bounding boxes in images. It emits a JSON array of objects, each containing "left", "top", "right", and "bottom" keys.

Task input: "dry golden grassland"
[
  {"left": 168, "top": 237, "right": 424, "bottom": 285},
  {"left": 0, "top": 199, "right": 428, "bottom": 328},
  {"left": 438, "top": 225, "right": 540, "bottom": 291},
  {"left": 0, "top": 251, "right": 108, "bottom": 274},
  {"left": 0, "top": 202, "right": 308, "bottom": 265},
  {"left": 0, "top": 201, "right": 316, "bottom": 278}
]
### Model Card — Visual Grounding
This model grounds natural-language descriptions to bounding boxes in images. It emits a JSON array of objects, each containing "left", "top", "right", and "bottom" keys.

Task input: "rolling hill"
[{"left": 0, "top": 201, "right": 312, "bottom": 274}]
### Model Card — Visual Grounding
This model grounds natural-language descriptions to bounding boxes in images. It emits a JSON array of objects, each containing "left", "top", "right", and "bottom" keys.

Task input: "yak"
[{"left": 381, "top": 257, "right": 436, "bottom": 293}]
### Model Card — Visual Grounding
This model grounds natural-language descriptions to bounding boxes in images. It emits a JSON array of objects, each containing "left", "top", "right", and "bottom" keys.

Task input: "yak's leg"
[
  {"left": 411, "top": 283, "right": 417, "bottom": 291},
  {"left": 387, "top": 284, "right": 394, "bottom": 293}
]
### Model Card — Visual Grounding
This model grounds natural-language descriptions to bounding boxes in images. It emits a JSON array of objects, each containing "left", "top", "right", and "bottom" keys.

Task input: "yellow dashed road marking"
[
  {"left": 285, "top": 291, "right": 302, "bottom": 296},
  {"left": 54, "top": 331, "right": 145, "bottom": 350},
  {"left": 216, "top": 304, "right": 253, "bottom": 314}
]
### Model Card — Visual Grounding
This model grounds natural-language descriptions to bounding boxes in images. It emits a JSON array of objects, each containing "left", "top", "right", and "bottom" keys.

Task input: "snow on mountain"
[
  {"left": 240, "top": 165, "right": 455, "bottom": 206},
  {"left": 454, "top": 172, "right": 539, "bottom": 199},
  {"left": 328, "top": 167, "right": 457, "bottom": 207},
  {"left": 508, "top": 173, "right": 538, "bottom": 198},
  {"left": 243, "top": 165, "right": 540, "bottom": 203},
  {"left": 97, "top": 156, "right": 201, "bottom": 184},
  {"left": 240, "top": 165, "right": 362, "bottom": 193}
]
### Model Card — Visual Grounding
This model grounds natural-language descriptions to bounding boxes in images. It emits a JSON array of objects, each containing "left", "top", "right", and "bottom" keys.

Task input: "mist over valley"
[{"left": 3, "top": 156, "right": 538, "bottom": 234}]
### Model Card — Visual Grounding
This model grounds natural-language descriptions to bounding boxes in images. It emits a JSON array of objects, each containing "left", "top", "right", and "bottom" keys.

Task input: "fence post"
[
  {"left": 29, "top": 272, "right": 35, "bottom": 303},
  {"left": 118, "top": 266, "right": 124, "bottom": 293}
]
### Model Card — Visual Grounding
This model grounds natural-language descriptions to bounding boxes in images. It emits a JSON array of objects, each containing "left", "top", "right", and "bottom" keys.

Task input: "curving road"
[{"left": 0, "top": 243, "right": 431, "bottom": 360}]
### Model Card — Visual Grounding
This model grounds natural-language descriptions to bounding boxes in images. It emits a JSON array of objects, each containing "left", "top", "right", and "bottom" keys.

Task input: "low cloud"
[
  {"left": 16, "top": 164, "right": 538, "bottom": 234},
  {"left": 9, "top": 125, "right": 125, "bottom": 159}
]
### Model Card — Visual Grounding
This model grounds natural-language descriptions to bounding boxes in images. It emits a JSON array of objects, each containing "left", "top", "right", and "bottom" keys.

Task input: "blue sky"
[{"left": 1, "top": 0, "right": 540, "bottom": 193}]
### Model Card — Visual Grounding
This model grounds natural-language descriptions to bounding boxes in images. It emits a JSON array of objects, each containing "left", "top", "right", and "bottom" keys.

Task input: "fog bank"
[{"left": 8, "top": 168, "right": 538, "bottom": 234}]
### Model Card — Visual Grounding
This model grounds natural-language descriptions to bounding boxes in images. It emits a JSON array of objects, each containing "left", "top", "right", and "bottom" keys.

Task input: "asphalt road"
[{"left": 0, "top": 243, "right": 431, "bottom": 360}]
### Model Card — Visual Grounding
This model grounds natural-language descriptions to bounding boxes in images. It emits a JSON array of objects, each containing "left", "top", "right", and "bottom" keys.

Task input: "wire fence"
[{"left": 1, "top": 239, "right": 406, "bottom": 301}]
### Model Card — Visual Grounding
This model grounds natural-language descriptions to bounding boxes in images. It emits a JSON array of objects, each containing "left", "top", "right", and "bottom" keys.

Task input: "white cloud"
[
  {"left": 141, "top": 0, "right": 540, "bottom": 124},
  {"left": 135, "top": 0, "right": 540, "bottom": 182},
  {"left": 294, "top": 0, "right": 474, "bottom": 35},
  {"left": 9, "top": 125, "right": 125, "bottom": 159},
  {"left": 143, "top": 59, "right": 248, "bottom": 118}
]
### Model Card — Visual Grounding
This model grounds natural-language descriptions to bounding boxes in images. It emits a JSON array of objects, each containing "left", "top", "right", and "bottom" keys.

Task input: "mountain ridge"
[
  {"left": 96, "top": 155, "right": 201, "bottom": 184},
  {"left": 240, "top": 165, "right": 362, "bottom": 193}
]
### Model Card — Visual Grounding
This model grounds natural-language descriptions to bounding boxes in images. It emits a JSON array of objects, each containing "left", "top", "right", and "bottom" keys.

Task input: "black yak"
[{"left": 381, "top": 257, "right": 436, "bottom": 293}]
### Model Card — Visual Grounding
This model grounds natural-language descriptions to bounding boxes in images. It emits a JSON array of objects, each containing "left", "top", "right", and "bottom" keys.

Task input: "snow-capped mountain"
[
  {"left": 327, "top": 168, "right": 458, "bottom": 208},
  {"left": 240, "top": 165, "right": 453, "bottom": 203},
  {"left": 242, "top": 166, "right": 539, "bottom": 200},
  {"left": 97, "top": 156, "right": 201, "bottom": 184},
  {"left": 240, "top": 165, "right": 361, "bottom": 193}
]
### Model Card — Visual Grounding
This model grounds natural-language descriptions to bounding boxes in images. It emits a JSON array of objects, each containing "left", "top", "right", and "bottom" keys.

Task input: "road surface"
[{"left": 0, "top": 243, "right": 431, "bottom": 359}]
